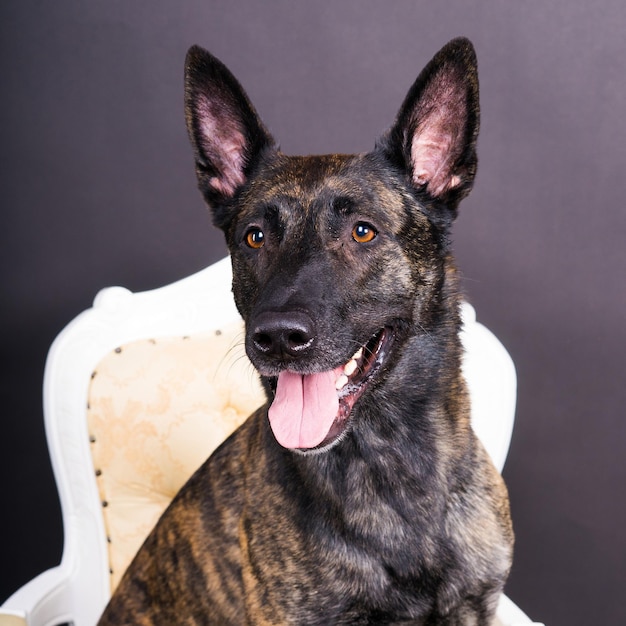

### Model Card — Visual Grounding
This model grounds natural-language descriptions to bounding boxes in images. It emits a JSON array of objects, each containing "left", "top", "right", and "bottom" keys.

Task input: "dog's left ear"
[
  {"left": 381, "top": 37, "right": 479, "bottom": 217},
  {"left": 184, "top": 46, "right": 275, "bottom": 228}
]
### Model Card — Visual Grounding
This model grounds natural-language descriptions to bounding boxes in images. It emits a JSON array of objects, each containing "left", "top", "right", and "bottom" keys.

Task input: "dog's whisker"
[{"left": 212, "top": 332, "right": 246, "bottom": 375}]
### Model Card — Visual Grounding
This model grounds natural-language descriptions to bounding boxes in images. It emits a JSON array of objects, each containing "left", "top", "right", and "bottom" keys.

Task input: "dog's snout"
[{"left": 252, "top": 311, "right": 315, "bottom": 359}]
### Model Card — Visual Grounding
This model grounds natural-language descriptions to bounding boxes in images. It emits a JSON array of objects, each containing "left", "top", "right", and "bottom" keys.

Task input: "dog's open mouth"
[{"left": 268, "top": 328, "right": 392, "bottom": 450}]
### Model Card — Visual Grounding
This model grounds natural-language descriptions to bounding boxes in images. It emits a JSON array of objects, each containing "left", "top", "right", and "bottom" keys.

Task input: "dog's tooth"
[
  {"left": 344, "top": 359, "right": 358, "bottom": 377},
  {"left": 353, "top": 347, "right": 364, "bottom": 361},
  {"left": 335, "top": 374, "right": 349, "bottom": 391}
]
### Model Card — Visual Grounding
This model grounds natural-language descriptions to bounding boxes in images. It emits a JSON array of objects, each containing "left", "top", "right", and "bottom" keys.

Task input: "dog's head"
[{"left": 184, "top": 39, "right": 479, "bottom": 452}]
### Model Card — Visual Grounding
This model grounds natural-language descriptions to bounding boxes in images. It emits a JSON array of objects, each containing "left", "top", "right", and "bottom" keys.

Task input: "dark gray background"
[{"left": 1, "top": 1, "right": 624, "bottom": 624}]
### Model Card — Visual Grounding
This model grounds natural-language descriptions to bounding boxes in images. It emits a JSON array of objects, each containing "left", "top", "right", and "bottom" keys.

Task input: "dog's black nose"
[{"left": 251, "top": 311, "right": 315, "bottom": 359}]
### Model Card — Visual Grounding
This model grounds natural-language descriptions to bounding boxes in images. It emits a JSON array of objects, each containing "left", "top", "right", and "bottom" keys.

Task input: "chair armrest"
[
  {"left": 1, "top": 566, "right": 73, "bottom": 626},
  {"left": 496, "top": 593, "right": 545, "bottom": 625}
]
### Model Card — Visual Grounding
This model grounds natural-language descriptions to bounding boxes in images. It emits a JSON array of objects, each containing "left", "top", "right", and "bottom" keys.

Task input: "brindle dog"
[{"left": 99, "top": 37, "right": 513, "bottom": 625}]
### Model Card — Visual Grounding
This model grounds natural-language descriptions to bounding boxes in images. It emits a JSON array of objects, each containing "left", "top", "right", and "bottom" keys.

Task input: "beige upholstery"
[
  {"left": 0, "top": 614, "right": 28, "bottom": 626},
  {"left": 87, "top": 321, "right": 265, "bottom": 591}
]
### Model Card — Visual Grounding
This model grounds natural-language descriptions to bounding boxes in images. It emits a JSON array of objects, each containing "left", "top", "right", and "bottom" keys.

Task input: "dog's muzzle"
[{"left": 251, "top": 310, "right": 316, "bottom": 360}]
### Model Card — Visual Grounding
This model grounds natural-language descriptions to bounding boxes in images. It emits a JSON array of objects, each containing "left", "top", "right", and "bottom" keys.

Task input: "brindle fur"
[{"left": 99, "top": 38, "right": 513, "bottom": 625}]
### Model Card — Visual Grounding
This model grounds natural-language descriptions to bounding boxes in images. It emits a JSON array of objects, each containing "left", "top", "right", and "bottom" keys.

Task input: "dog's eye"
[
  {"left": 352, "top": 222, "right": 377, "bottom": 244},
  {"left": 245, "top": 228, "right": 265, "bottom": 249}
]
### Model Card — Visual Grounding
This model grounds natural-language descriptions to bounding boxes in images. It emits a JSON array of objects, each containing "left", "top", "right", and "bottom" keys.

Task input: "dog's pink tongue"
[{"left": 268, "top": 370, "right": 339, "bottom": 449}]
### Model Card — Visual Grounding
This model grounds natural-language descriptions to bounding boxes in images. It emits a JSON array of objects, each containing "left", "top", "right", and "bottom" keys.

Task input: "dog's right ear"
[{"left": 184, "top": 46, "right": 275, "bottom": 228}]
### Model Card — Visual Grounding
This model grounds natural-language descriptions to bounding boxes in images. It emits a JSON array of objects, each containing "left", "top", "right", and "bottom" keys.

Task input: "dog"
[{"left": 98, "top": 37, "right": 513, "bottom": 625}]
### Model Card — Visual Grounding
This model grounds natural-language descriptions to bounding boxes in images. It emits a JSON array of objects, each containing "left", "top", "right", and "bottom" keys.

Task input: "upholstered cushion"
[
  {"left": 87, "top": 321, "right": 265, "bottom": 591},
  {"left": 0, "top": 614, "right": 28, "bottom": 626}
]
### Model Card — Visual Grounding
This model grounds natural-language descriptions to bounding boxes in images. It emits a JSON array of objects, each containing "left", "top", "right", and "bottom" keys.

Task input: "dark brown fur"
[{"left": 99, "top": 38, "right": 513, "bottom": 625}]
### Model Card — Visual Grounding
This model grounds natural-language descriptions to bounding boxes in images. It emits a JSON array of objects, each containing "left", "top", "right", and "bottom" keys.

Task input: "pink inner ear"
[
  {"left": 205, "top": 131, "right": 246, "bottom": 196},
  {"left": 197, "top": 96, "right": 247, "bottom": 197},
  {"left": 409, "top": 73, "right": 467, "bottom": 197},
  {"left": 411, "top": 132, "right": 456, "bottom": 196},
  {"left": 410, "top": 116, "right": 465, "bottom": 196}
]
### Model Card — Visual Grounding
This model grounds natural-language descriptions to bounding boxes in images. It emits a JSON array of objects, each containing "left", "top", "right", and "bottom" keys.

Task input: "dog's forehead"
[
  {"left": 243, "top": 153, "right": 412, "bottom": 221},
  {"left": 250, "top": 154, "right": 364, "bottom": 198}
]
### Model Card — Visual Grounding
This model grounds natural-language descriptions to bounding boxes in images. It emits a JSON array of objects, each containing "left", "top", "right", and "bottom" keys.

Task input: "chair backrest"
[{"left": 2, "top": 256, "right": 517, "bottom": 626}]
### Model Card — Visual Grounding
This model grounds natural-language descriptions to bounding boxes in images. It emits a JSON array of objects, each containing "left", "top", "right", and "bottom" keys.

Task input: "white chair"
[{"left": 0, "top": 256, "right": 544, "bottom": 626}]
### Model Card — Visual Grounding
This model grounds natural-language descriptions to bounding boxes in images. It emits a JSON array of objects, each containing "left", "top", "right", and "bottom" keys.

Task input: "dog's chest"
[{"left": 246, "top": 451, "right": 442, "bottom": 603}]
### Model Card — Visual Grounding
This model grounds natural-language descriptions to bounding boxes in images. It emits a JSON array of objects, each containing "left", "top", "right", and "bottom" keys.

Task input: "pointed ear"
[
  {"left": 381, "top": 38, "right": 479, "bottom": 215},
  {"left": 184, "top": 46, "right": 275, "bottom": 223}
]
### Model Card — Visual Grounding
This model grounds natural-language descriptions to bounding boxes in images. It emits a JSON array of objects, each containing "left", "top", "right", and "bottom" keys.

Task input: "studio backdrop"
[{"left": 1, "top": 2, "right": 625, "bottom": 625}]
